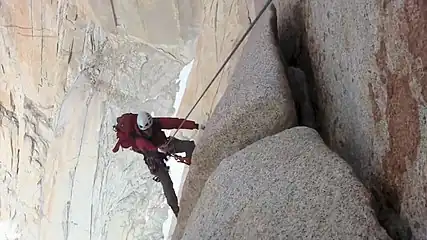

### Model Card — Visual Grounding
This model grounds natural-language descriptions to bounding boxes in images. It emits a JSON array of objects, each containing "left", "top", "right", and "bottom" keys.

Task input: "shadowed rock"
[{"left": 287, "top": 66, "right": 316, "bottom": 128}]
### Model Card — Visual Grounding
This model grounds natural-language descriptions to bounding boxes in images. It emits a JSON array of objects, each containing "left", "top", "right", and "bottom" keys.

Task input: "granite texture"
[
  {"left": 182, "top": 127, "right": 391, "bottom": 240},
  {"left": 172, "top": 5, "right": 297, "bottom": 239}
]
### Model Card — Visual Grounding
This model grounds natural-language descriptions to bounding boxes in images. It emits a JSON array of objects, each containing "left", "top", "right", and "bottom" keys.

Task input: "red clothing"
[{"left": 112, "top": 114, "right": 198, "bottom": 154}]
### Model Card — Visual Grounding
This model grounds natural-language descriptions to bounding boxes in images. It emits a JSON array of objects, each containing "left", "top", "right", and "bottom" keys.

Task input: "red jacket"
[
  {"left": 113, "top": 114, "right": 199, "bottom": 154},
  {"left": 135, "top": 117, "right": 199, "bottom": 152}
]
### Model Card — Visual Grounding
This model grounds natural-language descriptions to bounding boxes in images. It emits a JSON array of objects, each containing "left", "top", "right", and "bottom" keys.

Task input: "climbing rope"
[{"left": 164, "top": 0, "right": 274, "bottom": 147}]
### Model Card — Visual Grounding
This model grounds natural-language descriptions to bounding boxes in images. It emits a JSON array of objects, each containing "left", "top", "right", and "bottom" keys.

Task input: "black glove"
[{"left": 152, "top": 176, "right": 160, "bottom": 182}]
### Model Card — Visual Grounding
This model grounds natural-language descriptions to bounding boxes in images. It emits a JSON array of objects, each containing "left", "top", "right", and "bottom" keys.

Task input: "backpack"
[{"left": 112, "top": 113, "right": 138, "bottom": 153}]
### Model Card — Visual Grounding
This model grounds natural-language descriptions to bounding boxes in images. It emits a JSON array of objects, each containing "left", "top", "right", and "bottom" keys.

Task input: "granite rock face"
[
  {"left": 165, "top": 0, "right": 256, "bottom": 237},
  {"left": 173, "top": 0, "right": 426, "bottom": 238},
  {"left": 0, "top": 0, "right": 202, "bottom": 239},
  {"left": 182, "top": 127, "right": 391, "bottom": 240},
  {"left": 172, "top": 4, "right": 297, "bottom": 239},
  {"left": 272, "top": 0, "right": 427, "bottom": 238},
  {"left": 82, "top": 0, "right": 202, "bottom": 62},
  {"left": 174, "top": 0, "right": 257, "bottom": 137}
]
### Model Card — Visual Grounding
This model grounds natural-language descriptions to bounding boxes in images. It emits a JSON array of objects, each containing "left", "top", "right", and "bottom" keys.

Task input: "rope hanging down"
[{"left": 165, "top": 0, "right": 273, "bottom": 147}]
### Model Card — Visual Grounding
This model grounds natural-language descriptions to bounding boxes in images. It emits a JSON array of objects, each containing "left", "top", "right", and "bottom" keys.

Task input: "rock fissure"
[{"left": 275, "top": 0, "right": 424, "bottom": 238}]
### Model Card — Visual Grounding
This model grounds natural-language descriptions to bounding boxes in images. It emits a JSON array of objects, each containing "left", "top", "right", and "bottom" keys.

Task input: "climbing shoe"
[{"left": 173, "top": 206, "right": 179, "bottom": 217}]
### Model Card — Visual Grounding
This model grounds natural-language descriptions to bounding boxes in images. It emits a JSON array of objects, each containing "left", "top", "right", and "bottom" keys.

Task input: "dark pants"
[
  {"left": 156, "top": 165, "right": 179, "bottom": 217},
  {"left": 144, "top": 151, "right": 180, "bottom": 217},
  {"left": 165, "top": 137, "right": 195, "bottom": 158}
]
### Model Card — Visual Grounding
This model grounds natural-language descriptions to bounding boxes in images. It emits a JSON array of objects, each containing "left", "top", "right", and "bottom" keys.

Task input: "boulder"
[
  {"left": 173, "top": 5, "right": 297, "bottom": 239},
  {"left": 181, "top": 127, "right": 391, "bottom": 240}
]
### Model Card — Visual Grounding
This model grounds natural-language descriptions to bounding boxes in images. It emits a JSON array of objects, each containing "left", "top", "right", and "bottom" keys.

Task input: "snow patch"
[
  {"left": 0, "top": 220, "right": 21, "bottom": 240},
  {"left": 162, "top": 60, "right": 194, "bottom": 240},
  {"left": 173, "top": 59, "right": 194, "bottom": 115}
]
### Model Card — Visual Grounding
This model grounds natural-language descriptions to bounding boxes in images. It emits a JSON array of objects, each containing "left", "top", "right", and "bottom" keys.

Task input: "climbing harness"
[{"left": 163, "top": 0, "right": 274, "bottom": 148}]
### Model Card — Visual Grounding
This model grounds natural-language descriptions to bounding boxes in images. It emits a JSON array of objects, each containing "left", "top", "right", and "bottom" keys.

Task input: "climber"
[{"left": 112, "top": 111, "right": 205, "bottom": 165}]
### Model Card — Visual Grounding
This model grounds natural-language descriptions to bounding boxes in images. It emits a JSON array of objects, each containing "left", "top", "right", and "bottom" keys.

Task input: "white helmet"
[{"left": 137, "top": 111, "right": 153, "bottom": 130}]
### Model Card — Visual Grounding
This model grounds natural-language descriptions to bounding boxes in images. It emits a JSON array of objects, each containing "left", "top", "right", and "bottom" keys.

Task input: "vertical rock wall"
[
  {"left": 0, "top": 0, "right": 201, "bottom": 239},
  {"left": 273, "top": 0, "right": 427, "bottom": 238}
]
